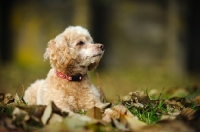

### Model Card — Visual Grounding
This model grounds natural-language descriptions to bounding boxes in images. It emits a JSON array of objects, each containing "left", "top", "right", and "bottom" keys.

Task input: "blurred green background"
[{"left": 0, "top": 0, "right": 200, "bottom": 101}]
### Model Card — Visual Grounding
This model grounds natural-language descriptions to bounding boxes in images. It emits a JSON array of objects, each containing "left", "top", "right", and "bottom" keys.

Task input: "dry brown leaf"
[
  {"left": 12, "top": 107, "right": 30, "bottom": 126},
  {"left": 86, "top": 106, "right": 102, "bottom": 120},
  {"left": 141, "top": 120, "right": 194, "bottom": 132},
  {"left": 4, "top": 117, "right": 18, "bottom": 130},
  {"left": 4, "top": 93, "right": 14, "bottom": 105},
  {"left": 125, "top": 115, "right": 147, "bottom": 131},
  {"left": 38, "top": 121, "right": 69, "bottom": 132},
  {"left": 122, "top": 95, "right": 131, "bottom": 102},
  {"left": 160, "top": 114, "right": 177, "bottom": 121},
  {"left": 165, "top": 99, "right": 184, "bottom": 111},
  {"left": 98, "top": 102, "right": 111, "bottom": 111},
  {"left": 102, "top": 104, "right": 134, "bottom": 123},
  {"left": 50, "top": 101, "right": 68, "bottom": 117},
  {"left": 0, "top": 114, "right": 17, "bottom": 131},
  {"left": 112, "top": 118, "right": 130, "bottom": 131},
  {"left": 30, "top": 114, "right": 42, "bottom": 125},
  {"left": 166, "top": 88, "right": 189, "bottom": 98},
  {"left": 48, "top": 113, "right": 63, "bottom": 124},
  {"left": 119, "top": 113, "right": 127, "bottom": 126},
  {"left": 12, "top": 107, "right": 30, "bottom": 121},
  {"left": 40, "top": 101, "right": 64, "bottom": 125},
  {"left": 129, "top": 91, "right": 150, "bottom": 104},
  {"left": 63, "top": 114, "right": 92, "bottom": 131},
  {"left": 193, "top": 95, "right": 200, "bottom": 106},
  {"left": 41, "top": 102, "right": 52, "bottom": 125},
  {"left": 148, "top": 89, "right": 159, "bottom": 97},
  {"left": 179, "top": 107, "right": 196, "bottom": 121},
  {"left": 30, "top": 105, "right": 46, "bottom": 119}
]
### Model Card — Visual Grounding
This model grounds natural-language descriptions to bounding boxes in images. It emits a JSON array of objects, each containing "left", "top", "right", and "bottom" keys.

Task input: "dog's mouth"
[
  {"left": 92, "top": 51, "right": 104, "bottom": 58},
  {"left": 92, "top": 53, "right": 102, "bottom": 58},
  {"left": 89, "top": 53, "right": 103, "bottom": 64}
]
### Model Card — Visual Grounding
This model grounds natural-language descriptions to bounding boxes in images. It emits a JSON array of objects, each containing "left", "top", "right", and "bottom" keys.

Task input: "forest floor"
[
  {"left": 0, "top": 86, "right": 200, "bottom": 132},
  {"left": 0, "top": 64, "right": 200, "bottom": 132}
]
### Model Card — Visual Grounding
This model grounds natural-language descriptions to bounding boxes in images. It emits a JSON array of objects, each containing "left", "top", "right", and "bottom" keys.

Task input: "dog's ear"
[
  {"left": 88, "top": 62, "right": 99, "bottom": 71},
  {"left": 44, "top": 39, "right": 55, "bottom": 60},
  {"left": 44, "top": 36, "right": 72, "bottom": 69},
  {"left": 44, "top": 35, "right": 70, "bottom": 60}
]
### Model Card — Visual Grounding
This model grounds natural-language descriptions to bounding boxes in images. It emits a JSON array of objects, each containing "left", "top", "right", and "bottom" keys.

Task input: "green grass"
[
  {"left": 126, "top": 100, "right": 167, "bottom": 124},
  {"left": 119, "top": 89, "right": 198, "bottom": 125},
  {"left": 76, "top": 109, "right": 87, "bottom": 115},
  {"left": 0, "top": 104, "right": 15, "bottom": 115}
]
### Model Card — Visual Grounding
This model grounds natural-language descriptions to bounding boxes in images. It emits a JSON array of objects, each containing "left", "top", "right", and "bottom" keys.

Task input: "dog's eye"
[{"left": 77, "top": 41, "right": 84, "bottom": 45}]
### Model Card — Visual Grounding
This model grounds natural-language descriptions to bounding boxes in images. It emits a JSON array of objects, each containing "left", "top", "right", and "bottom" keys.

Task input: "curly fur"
[{"left": 23, "top": 26, "right": 105, "bottom": 113}]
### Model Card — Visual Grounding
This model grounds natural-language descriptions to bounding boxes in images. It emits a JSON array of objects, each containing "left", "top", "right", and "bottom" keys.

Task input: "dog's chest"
[
  {"left": 59, "top": 81, "right": 99, "bottom": 111},
  {"left": 42, "top": 72, "right": 100, "bottom": 112}
]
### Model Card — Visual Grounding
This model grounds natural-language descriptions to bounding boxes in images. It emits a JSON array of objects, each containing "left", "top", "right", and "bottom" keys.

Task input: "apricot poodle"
[{"left": 23, "top": 26, "right": 105, "bottom": 113}]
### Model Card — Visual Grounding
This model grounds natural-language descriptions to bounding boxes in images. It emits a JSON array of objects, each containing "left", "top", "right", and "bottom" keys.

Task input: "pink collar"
[{"left": 56, "top": 71, "right": 83, "bottom": 81}]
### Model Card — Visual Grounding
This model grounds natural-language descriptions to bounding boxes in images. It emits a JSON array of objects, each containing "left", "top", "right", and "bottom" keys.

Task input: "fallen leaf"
[
  {"left": 30, "top": 105, "right": 46, "bottom": 119},
  {"left": 193, "top": 95, "right": 200, "bottom": 106},
  {"left": 0, "top": 114, "right": 17, "bottom": 131},
  {"left": 119, "top": 113, "right": 127, "bottom": 126},
  {"left": 166, "top": 87, "right": 189, "bottom": 98},
  {"left": 86, "top": 106, "right": 102, "bottom": 119},
  {"left": 63, "top": 114, "right": 92, "bottom": 131},
  {"left": 112, "top": 118, "right": 130, "bottom": 131},
  {"left": 130, "top": 91, "right": 150, "bottom": 104},
  {"left": 102, "top": 104, "right": 134, "bottom": 123},
  {"left": 125, "top": 115, "right": 147, "bottom": 131},
  {"left": 179, "top": 107, "right": 196, "bottom": 121},
  {"left": 160, "top": 114, "right": 177, "bottom": 121},
  {"left": 141, "top": 120, "right": 194, "bottom": 132},
  {"left": 122, "top": 95, "right": 131, "bottom": 102},
  {"left": 48, "top": 113, "right": 63, "bottom": 124},
  {"left": 12, "top": 107, "right": 30, "bottom": 126},
  {"left": 38, "top": 121, "right": 69, "bottom": 132},
  {"left": 4, "top": 93, "right": 14, "bottom": 105},
  {"left": 51, "top": 101, "right": 68, "bottom": 117},
  {"left": 41, "top": 102, "right": 52, "bottom": 125},
  {"left": 98, "top": 102, "right": 111, "bottom": 111}
]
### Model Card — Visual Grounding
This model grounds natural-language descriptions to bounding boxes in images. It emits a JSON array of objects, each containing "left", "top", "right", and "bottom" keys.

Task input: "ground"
[{"left": 0, "top": 64, "right": 200, "bottom": 131}]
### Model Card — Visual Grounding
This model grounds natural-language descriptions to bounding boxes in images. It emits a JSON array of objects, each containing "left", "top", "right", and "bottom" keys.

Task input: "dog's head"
[{"left": 44, "top": 26, "right": 104, "bottom": 74}]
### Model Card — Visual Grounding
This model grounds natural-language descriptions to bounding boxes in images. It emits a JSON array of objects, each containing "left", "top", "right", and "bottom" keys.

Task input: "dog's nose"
[{"left": 99, "top": 44, "right": 104, "bottom": 51}]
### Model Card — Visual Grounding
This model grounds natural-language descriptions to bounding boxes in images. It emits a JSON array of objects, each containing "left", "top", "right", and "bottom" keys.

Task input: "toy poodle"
[{"left": 23, "top": 26, "right": 105, "bottom": 113}]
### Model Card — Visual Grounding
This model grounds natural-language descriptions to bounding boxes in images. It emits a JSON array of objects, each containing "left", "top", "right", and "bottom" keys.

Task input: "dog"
[{"left": 23, "top": 26, "right": 105, "bottom": 113}]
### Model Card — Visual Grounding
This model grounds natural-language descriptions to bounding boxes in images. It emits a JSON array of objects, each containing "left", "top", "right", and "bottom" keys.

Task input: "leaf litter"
[{"left": 0, "top": 86, "right": 200, "bottom": 132}]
